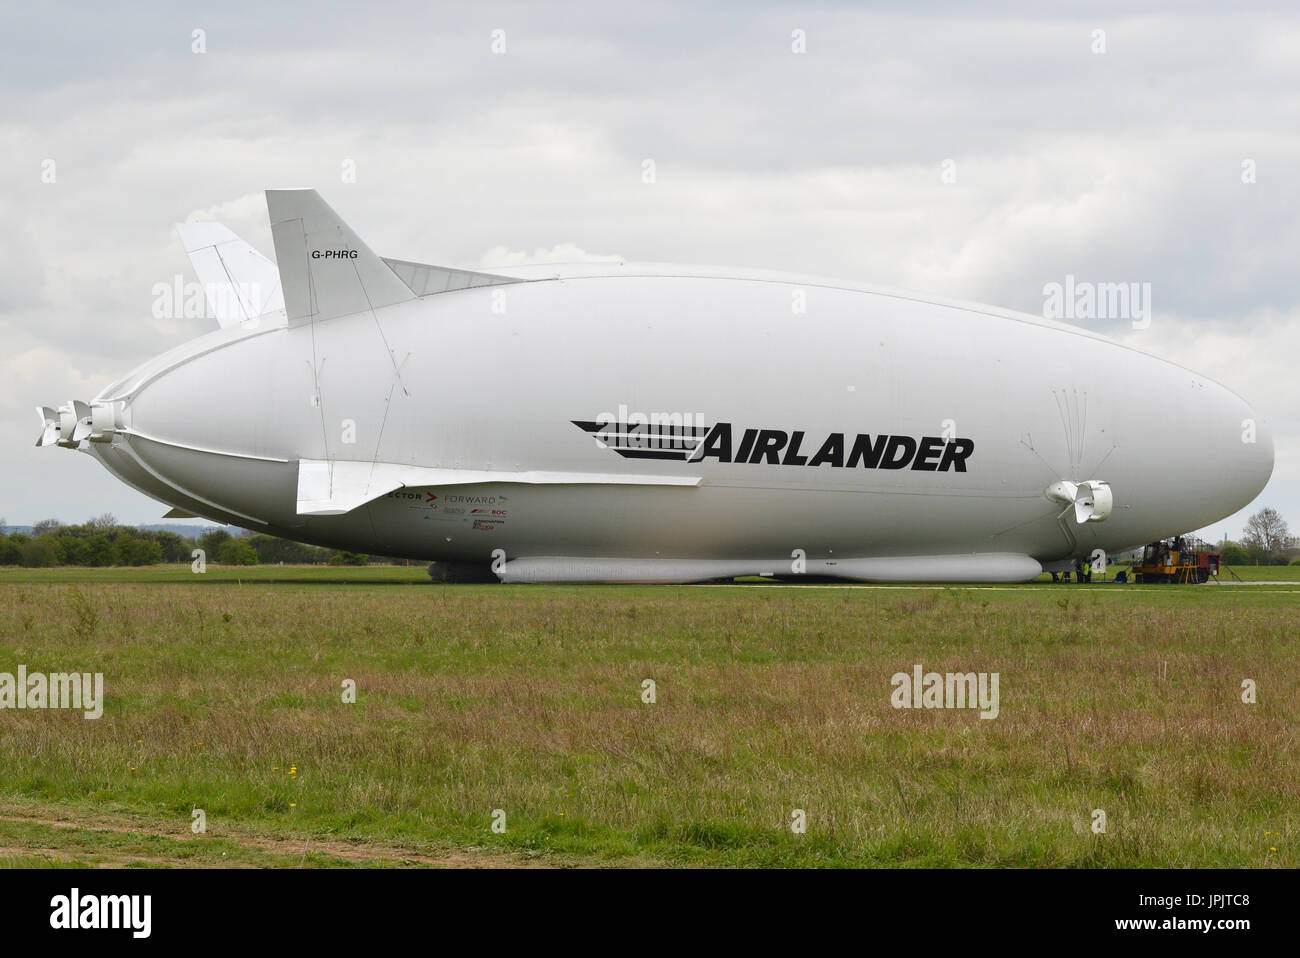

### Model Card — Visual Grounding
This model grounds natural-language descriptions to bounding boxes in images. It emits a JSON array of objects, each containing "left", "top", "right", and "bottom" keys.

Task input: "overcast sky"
[{"left": 2, "top": 1, "right": 1296, "bottom": 543}]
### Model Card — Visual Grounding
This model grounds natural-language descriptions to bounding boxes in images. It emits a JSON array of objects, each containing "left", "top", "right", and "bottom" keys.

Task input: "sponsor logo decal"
[{"left": 387, "top": 492, "right": 507, "bottom": 513}]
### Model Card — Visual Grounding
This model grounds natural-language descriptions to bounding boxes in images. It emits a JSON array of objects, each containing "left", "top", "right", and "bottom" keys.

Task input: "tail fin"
[
  {"left": 266, "top": 189, "right": 416, "bottom": 326},
  {"left": 175, "top": 221, "right": 285, "bottom": 328}
]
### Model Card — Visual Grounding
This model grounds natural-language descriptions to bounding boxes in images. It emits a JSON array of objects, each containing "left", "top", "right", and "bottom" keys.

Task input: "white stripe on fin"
[{"left": 175, "top": 221, "right": 285, "bottom": 328}]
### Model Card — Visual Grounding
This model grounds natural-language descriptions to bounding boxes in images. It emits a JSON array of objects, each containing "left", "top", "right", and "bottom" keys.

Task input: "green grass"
[
  {"left": 0, "top": 565, "right": 1295, "bottom": 867},
  {"left": 0, "top": 564, "right": 431, "bottom": 587},
  {"left": 1218, "top": 564, "right": 1300, "bottom": 581}
]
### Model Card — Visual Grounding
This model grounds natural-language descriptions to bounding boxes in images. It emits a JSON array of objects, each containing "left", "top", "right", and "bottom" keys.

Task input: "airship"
[{"left": 37, "top": 189, "right": 1273, "bottom": 583}]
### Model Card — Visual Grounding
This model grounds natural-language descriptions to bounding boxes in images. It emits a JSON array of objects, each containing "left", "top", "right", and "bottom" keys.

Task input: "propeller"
[
  {"left": 37, "top": 400, "right": 102, "bottom": 448},
  {"left": 1045, "top": 479, "right": 1113, "bottom": 524},
  {"left": 35, "top": 407, "right": 60, "bottom": 447},
  {"left": 70, "top": 400, "right": 92, "bottom": 442},
  {"left": 56, "top": 402, "right": 80, "bottom": 446},
  {"left": 1022, "top": 388, "right": 1116, "bottom": 546}
]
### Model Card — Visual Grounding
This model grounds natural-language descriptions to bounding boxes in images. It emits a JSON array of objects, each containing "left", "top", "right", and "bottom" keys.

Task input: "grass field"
[
  {"left": 0, "top": 565, "right": 1296, "bottom": 867},
  {"left": 1212, "top": 564, "right": 1300, "bottom": 582}
]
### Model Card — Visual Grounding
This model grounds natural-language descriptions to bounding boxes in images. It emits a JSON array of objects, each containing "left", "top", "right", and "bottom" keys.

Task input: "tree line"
[{"left": 0, "top": 514, "right": 408, "bottom": 568}]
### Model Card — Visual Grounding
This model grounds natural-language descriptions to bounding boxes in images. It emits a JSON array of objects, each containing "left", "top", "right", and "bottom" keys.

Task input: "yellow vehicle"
[{"left": 1128, "top": 536, "right": 1220, "bottom": 584}]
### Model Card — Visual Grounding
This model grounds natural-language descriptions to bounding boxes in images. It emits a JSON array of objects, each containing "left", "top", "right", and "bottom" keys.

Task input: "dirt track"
[{"left": 0, "top": 803, "right": 549, "bottom": 868}]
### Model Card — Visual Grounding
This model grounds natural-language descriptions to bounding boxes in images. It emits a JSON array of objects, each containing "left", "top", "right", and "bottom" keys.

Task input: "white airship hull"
[{"left": 44, "top": 190, "right": 1273, "bottom": 583}]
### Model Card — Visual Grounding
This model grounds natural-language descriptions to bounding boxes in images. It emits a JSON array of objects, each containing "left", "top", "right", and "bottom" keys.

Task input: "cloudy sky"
[{"left": 2, "top": 1, "right": 1296, "bottom": 543}]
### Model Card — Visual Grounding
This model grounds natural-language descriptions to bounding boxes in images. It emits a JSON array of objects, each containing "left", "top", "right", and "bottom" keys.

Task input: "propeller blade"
[
  {"left": 56, "top": 403, "right": 80, "bottom": 446},
  {"left": 1045, "top": 480, "right": 1078, "bottom": 506},
  {"left": 1047, "top": 478, "right": 1113, "bottom": 523},
  {"left": 70, "top": 400, "right": 93, "bottom": 443},
  {"left": 1078, "top": 480, "right": 1112, "bottom": 523},
  {"left": 35, "top": 406, "right": 60, "bottom": 447}
]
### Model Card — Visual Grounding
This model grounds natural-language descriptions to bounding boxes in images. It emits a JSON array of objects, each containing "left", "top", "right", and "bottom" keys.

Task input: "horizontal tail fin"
[
  {"left": 296, "top": 459, "right": 700, "bottom": 516},
  {"left": 382, "top": 257, "right": 523, "bottom": 296}
]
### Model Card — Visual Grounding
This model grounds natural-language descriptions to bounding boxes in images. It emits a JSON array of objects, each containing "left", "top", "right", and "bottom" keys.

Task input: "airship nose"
[{"left": 1220, "top": 386, "right": 1274, "bottom": 509}]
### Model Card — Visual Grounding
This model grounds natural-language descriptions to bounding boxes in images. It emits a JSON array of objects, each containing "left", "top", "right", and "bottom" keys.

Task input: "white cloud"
[{"left": 478, "top": 243, "right": 623, "bottom": 268}]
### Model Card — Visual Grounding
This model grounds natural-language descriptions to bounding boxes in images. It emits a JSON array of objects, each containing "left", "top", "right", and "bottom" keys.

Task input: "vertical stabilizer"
[{"left": 266, "top": 189, "right": 416, "bottom": 326}]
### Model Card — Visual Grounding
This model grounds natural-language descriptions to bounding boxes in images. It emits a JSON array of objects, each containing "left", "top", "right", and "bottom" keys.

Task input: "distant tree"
[
  {"left": 1220, "top": 542, "right": 1248, "bottom": 565},
  {"left": 21, "top": 535, "right": 63, "bottom": 567},
  {"left": 0, "top": 517, "right": 6, "bottom": 534},
  {"left": 329, "top": 551, "right": 369, "bottom": 566},
  {"left": 138, "top": 529, "right": 190, "bottom": 563},
  {"left": 217, "top": 538, "right": 258, "bottom": 566},
  {"left": 85, "top": 534, "right": 114, "bottom": 567},
  {"left": 87, "top": 513, "right": 117, "bottom": 529},
  {"left": 0, "top": 536, "right": 21, "bottom": 565},
  {"left": 57, "top": 535, "right": 92, "bottom": 566},
  {"left": 1242, "top": 508, "right": 1293, "bottom": 562},
  {"left": 31, "top": 518, "right": 61, "bottom": 537},
  {"left": 248, "top": 534, "right": 315, "bottom": 564},
  {"left": 199, "top": 529, "right": 232, "bottom": 559},
  {"left": 116, "top": 536, "right": 163, "bottom": 566}
]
